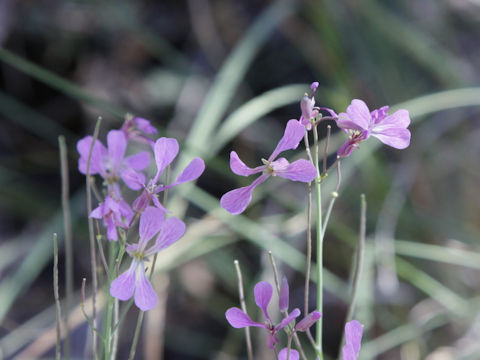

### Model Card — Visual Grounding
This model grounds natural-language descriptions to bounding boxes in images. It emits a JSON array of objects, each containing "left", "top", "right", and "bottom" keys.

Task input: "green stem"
[
  {"left": 313, "top": 124, "right": 324, "bottom": 359},
  {"left": 104, "top": 241, "right": 117, "bottom": 360}
]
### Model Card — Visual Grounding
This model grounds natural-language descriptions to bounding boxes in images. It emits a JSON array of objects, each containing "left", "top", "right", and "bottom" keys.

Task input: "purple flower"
[
  {"left": 337, "top": 99, "right": 411, "bottom": 157},
  {"left": 220, "top": 119, "right": 316, "bottom": 215},
  {"left": 110, "top": 206, "right": 186, "bottom": 310},
  {"left": 342, "top": 320, "right": 363, "bottom": 360},
  {"left": 225, "top": 281, "right": 301, "bottom": 349},
  {"left": 77, "top": 130, "right": 150, "bottom": 190},
  {"left": 121, "top": 116, "right": 158, "bottom": 146},
  {"left": 278, "top": 348, "right": 299, "bottom": 360},
  {"left": 128, "top": 137, "right": 205, "bottom": 212},
  {"left": 90, "top": 195, "right": 133, "bottom": 241}
]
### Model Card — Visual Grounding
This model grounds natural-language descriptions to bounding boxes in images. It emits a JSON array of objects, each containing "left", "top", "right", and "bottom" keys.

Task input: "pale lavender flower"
[
  {"left": 77, "top": 129, "right": 150, "bottom": 190},
  {"left": 225, "top": 281, "right": 301, "bottom": 349},
  {"left": 110, "top": 206, "right": 186, "bottom": 311},
  {"left": 342, "top": 320, "right": 363, "bottom": 360},
  {"left": 278, "top": 348, "right": 299, "bottom": 360},
  {"left": 220, "top": 119, "right": 316, "bottom": 215},
  {"left": 121, "top": 116, "right": 158, "bottom": 146},
  {"left": 337, "top": 99, "right": 411, "bottom": 157},
  {"left": 126, "top": 137, "right": 205, "bottom": 212},
  {"left": 90, "top": 195, "right": 133, "bottom": 241}
]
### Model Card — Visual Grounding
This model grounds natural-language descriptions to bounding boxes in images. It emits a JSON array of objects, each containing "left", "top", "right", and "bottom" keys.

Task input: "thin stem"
[
  {"left": 304, "top": 182, "right": 312, "bottom": 316},
  {"left": 234, "top": 260, "right": 253, "bottom": 360},
  {"left": 313, "top": 124, "right": 323, "bottom": 358},
  {"left": 313, "top": 116, "right": 337, "bottom": 127},
  {"left": 105, "top": 241, "right": 117, "bottom": 360},
  {"left": 111, "top": 298, "right": 119, "bottom": 360},
  {"left": 58, "top": 136, "right": 72, "bottom": 359},
  {"left": 322, "top": 125, "right": 331, "bottom": 174},
  {"left": 53, "top": 233, "right": 62, "bottom": 360},
  {"left": 338, "top": 195, "right": 367, "bottom": 359},
  {"left": 86, "top": 117, "right": 103, "bottom": 360},
  {"left": 267, "top": 252, "right": 307, "bottom": 360},
  {"left": 286, "top": 334, "right": 293, "bottom": 360}
]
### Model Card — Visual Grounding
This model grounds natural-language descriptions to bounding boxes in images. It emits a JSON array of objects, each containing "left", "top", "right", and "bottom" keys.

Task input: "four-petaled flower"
[
  {"left": 225, "top": 281, "right": 301, "bottom": 348},
  {"left": 342, "top": 320, "right": 363, "bottom": 360},
  {"left": 220, "top": 119, "right": 317, "bottom": 215},
  {"left": 77, "top": 129, "right": 150, "bottom": 190},
  {"left": 127, "top": 137, "right": 205, "bottom": 213},
  {"left": 110, "top": 206, "right": 186, "bottom": 311},
  {"left": 337, "top": 99, "right": 411, "bottom": 157}
]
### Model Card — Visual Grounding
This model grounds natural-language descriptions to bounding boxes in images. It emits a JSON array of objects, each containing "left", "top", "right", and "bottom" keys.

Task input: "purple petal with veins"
[
  {"left": 124, "top": 151, "right": 150, "bottom": 171},
  {"left": 107, "top": 130, "right": 127, "bottom": 171},
  {"left": 77, "top": 136, "right": 107, "bottom": 175},
  {"left": 371, "top": 105, "right": 389, "bottom": 124},
  {"left": 225, "top": 307, "right": 266, "bottom": 329},
  {"left": 275, "top": 159, "right": 317, "bottom": 182},
  {"left": 344, "top": 99, "right": 371, "bottom": 130},
  {"left": 146, "top": 217, "right": 186, "bottom": 255},
  {"left": 254, "top": 281, "right": 273, "bottom": 320},
  {"left": 134, "top": 117, "right": 158, "bottom": 134},
  {"left": 296, "top": 310, "right": 322, "bottom": 331},
  {"left": 230, "top": 151, "right": 264, "bottom": 176},
  {"left": 371, "top": 127, "right": 411, "bottom": 149},
  {"left": 277, "top": 308, "right": 301, "bottom": 330},
  {"left": 134, "top": 267, "right": 158, "bottom": 311},
  {"left": 220, "top": 174, "right": 269, "bottom": 215},
  {"left": 139, "top": 207, "right": 164, "bottom": 245},
  {"left": 279, "top": 277, "right": 289, "bottom": 311},
  {"left": 121, "top": 169, "right": 146, "bottom": 191},
  {"left": 110, "top": 262, "right": 137, "bottom": 301},
  {"left": 278, "top": 348, "right": 299, "bottom": 360},
  {"left": 153, "top": 138, "right": 179, "bottom": 183},
  {"left": 172, "top": 157, "right": 205, "bottom": 185},
  {"left": 343, "top": 320, "right": 363, "bottom": 360},
  {"left": 269, "top": 119, "right": 306, "bottom": 161}
]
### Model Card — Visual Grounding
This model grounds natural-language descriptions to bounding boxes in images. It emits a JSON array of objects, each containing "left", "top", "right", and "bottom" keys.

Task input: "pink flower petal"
[
  {"left": 269, "top": 119, "right": 306, "bottom": 161},
  {"left": 134, "top": 117, "right": 158, "bottom": 134},
  {"left": 107, "top": 130, "right": 127, "bottom": 171},
  {"left": 124, "top": 151, "right": 150, "bottom": 171},
  {"left": 277, "top": 308, "right": 301, "bottom": 330},
  {"left": 230, "top": 151, "right": 264, "bottom": 176},
  {"left": 134, "top": 268, "right": 158, "bottom": 311},
  {"left": 173, "top": 157, "right": 205, "bottom": 185},
  {"left": 153, "top": 138, "right": 179, "bottom": 183},
  {"left": 120, "top": 169, "right": 146, "bottom": 191},
  {"left": 110, "top": 262, "right": 137, "bottom": 301},
  {"left": 225, "top": 307, "right": 265, "bottom": 329},
  {"left": 345, "top": 99, "right": 371, "bottom": 130},
  {"left": 371, "top": 127, "right": 411, "bottom": 149},
  {"left": 220, "top": 175, "right": 268, "bottom": 215},
  {"left": 296, "top": 310, "right": 322, "bottom": 331},
  {"left": 254, "top": 281, "right": 273, "bottom": 320},
  {"left": 373, "top": 109, "right": 410, "bottom": 131},
  {"left": 146, "top": 217, "right": 186, "bottom": 255},
  {"left": 139, "top": 207, "right": 165, "bottom": 243},
  {"left": 77, "top": 136, "right": 107, "bottom": 175},
  {"left": 275, "top": 159, "right": 317, "bottom": 182},
  {"left": 343, "top": 320, "right": 363, "bottom": 359},
  {"left": 278, "top": 348, "right": 299, "bottom": 360}
]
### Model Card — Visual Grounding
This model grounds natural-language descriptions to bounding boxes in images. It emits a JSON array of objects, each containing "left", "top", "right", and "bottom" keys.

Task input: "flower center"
[{"left": 261, "top": 158, "right": 274, "bottom": 174}]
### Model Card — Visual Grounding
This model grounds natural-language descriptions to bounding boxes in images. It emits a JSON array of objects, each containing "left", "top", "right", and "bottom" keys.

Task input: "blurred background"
[{"left": 1, "top": 0, "right": 480, "bottom": 359}]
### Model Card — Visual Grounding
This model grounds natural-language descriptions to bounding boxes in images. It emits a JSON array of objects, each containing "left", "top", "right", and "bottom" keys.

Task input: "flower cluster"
[
  {"left": 221, "top": 82, "right": 411, "bottom": 215},
  {"left": 77, "top": 116, "right": 205, "bottom": 310},
  {"left": 226, "top": 279, "right": 321, "bottom": 353}
]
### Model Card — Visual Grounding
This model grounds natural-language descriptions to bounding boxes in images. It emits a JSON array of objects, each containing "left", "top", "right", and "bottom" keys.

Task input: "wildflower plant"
[
  {"left": 76, "top": 115, "right": 205, "bottom": 358},
  {"left": 222, "top": 82, "right": 411, "bottom": 358}
]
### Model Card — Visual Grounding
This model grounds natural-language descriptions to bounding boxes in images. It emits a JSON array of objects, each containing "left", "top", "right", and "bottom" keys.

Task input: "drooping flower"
[
  {"left": 126, "top": 137, "right": 205, "bottom": 213},
  {"left": 337, "top": 99, "right": 411, "bottom": 157},
  {"left": 342, "top": 320, "right": 363, "bottom": 360},
  {"left": 110, "top": 206, "right": 186, "bottom": 311},
  {"left": 278, "top": 348, "right": 299, "bottom": 360},
  {"left": 77, "top": 129, "right": 150, "bottom": 190},
  {"left": 220, "top": 119, "right": 316, "bottom": 215},
  {"left": 90, "top": 195, "right": 133, "bottom": 241},
  {"left": 225, "top": 281, "right": 301, "bottom": 349},
  {"left": 121, "top": 116, "right": 158, "bottom": 146}
]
